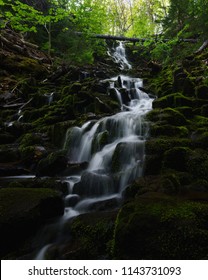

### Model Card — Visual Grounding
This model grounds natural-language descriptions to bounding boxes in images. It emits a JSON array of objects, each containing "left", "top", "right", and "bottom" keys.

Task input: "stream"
[{"left": 35, "top": 42, "right": 154, "bottom": 259}]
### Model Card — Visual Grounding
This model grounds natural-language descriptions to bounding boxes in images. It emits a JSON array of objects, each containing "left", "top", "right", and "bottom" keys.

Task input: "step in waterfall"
[{"left": 35, "top": 42, "right": 154, "bottom": 259}]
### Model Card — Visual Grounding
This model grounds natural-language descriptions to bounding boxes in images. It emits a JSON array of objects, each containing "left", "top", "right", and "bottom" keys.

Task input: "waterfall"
[
  {"left": 109, "top": 41, "right": 132, "bottom": 70},
  {"left": 35, "top": 41, "right": 154, "bottom": 259}
]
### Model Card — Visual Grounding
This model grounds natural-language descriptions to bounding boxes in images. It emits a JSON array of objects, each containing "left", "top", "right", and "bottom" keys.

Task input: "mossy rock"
[
  {"left": 4, "top": 55, "right": 47, "bottom": 78},
  {"left": 201, "top": 104, "right": 208, "bottom": 117},
  {"left": 0, "top": 132, "right": 15, "bottom": 144},
  {"left": 50, "top": 120, "right": 76, "bottom": 148},
  {"left": 177, "top": 106, "right": 193, "bottom": 119},
  {"left": 191, "top": 130, "right": 208, "bottom": 149},
  {"left": 193, "top": 116, "right": 208, "bottom": 128},
  {"left": 19, "top": 133, "right": 43, "bottom": 147},
  {"left": 163, "top": 146, "right": 192, "bottom": 172},
  {"left": 187, "top": 149, "right": 208, "bottom": 181},
  {"left": 58, "top": 211, "right": 117, "bottom": 260},
  {"left": 153, "top": 93, "right": 193, "bottom": 109},
  {"left": 196, "top": 85, "right": 208, "bottom": 100},
  {"left": 113, "top": 193, "right": 208, "bottom": 259},
  {"left": 182, "top": 77, "right": 196, "bottom": 96},
  {"left": 147, "top": 107, "right": 187, "bottom": 126},
  {"left": 7, "top": 177, "right": 68, "bottom": 195},
  {"left": 123, "top": 172, "right": 185, "bottom": 199},
  {"left": 0, "top": 187, "right": 64, "bottom": 258},
  {"left": 92, "top": 130, "right": 109, "bottom": 153},
  {"left": 145, "top": 138, "right": 191, "bottom": 155},
  {"left": 173, "top": 70, "right": 187, "bottom": 92},
  {"left": 36, "top": 150, "right": 68, "bottom": 177},
  {"left": 0, "top": 145, "right": 20, "bottom": 163},
  {"left": 150, "top": 124, "right": 189, "bottom": 137}
]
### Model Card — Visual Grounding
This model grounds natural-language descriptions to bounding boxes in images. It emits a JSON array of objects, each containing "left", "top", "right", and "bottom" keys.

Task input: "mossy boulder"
[
  {"left": 36, "top": 151, "right": 68, "bottom": 177},
  {"left": 187, "top": 149, "right": 208, "bottom": 181},
  {"left": 196, "top": 85, "right": 208, "bottom": 100},
  {"left": 150, "top": 124, "right": 189, "bottom": 137},
  {"left": 0, "top": 145, "right": 20, "bottom": 163},
  {"left": 50, "top": 210, "right": 118, "bottom": 260},
  {"left": 113, "top": 193, "right": 208, "bottom": 259},
  {"left": 147, "top": 107, "right": 187, "bottom": 126},
  {"left": 50, "top": 120, "right": 76, "bottom": 148},
  {"left": 0, "top": 132, "right": 15, "bottom": 144},
  {"left": 145, "top": 138, "right": 191, "bottom": 155},
  {"left": 1, "top": 55, "right": 47, "bottom": 78},
  {"left": 0, "top": 187, "right": 64, "bottom": 258},
  {"left": 92, "top": 130, "right": 109, "bottom": 153},
  {"left": 73, "top": 171, "right": 115, "bottom": 197},
  {"left": 153, "top": 93, "right": 193, "bottom": 109},
  {"left": 162, "top": 147, "right": 192, "bottom": 172}
]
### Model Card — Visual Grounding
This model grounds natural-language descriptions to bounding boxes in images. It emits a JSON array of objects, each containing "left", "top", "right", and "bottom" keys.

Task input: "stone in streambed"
[{"left": 73, "top": 171, "right": 115, "bottom": 197}]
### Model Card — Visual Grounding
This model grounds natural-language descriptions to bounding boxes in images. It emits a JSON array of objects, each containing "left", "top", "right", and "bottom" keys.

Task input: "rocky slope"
[{"left": 1, "top": 29, "right": 208, "bottom": 259}]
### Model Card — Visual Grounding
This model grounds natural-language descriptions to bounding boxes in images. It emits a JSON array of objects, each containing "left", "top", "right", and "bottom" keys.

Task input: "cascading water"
[{"left": 35, "top": 41, "right": 154, "bottom": 259}]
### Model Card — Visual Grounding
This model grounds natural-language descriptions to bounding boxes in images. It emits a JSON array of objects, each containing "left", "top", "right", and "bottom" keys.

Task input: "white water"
[{"left": 35, "top": 42, "right": 154, "bottom": 259}]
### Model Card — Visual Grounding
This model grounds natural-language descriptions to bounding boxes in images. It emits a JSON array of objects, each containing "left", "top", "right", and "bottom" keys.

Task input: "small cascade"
[
  {"left": 35, "top": 41, "right": 154, "bottom": 259},
  {"left": 66, "top": 75, "right": 153, "bottom": 196},
  {"left": 109, "top": 41, "right": 132, "bottom": 70}
]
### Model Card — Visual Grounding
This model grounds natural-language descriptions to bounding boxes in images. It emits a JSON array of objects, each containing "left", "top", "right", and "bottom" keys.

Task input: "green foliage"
[{"left": 162, "top": 0, "right": 208, "bottom": 39}]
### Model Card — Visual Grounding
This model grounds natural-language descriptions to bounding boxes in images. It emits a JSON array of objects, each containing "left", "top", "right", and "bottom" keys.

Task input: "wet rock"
[
  {"left": 0, "top": 145, "right": 20, "bottom": 163},
  {"left": 36, "top": 151, "right": 68, "bottom": 177},
  {"left": 87, "top": 197, "right": 119, "bottom": 211},
  {"left": 65, "top": 194, "right": 80, "bottom": 207},
  {"left": 60, "top": 162, "right": 88, "bottom": 176},
  {"left": 73, "top": 171, "right": 115, "bottom": 197},
  {"left": 61, "top": 210, "right": 117, "bottom": 260},
  {"left": 0, "top": 187, "right": 64, "bottom": 258},
  {"left": 0, "top": 167, "right": 30, "bottom": 177}
]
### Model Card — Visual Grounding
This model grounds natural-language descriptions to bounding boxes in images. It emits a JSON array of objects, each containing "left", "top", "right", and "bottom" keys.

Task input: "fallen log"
[{"left": 74, "top": 32, "right": 198, "bottom": 43}]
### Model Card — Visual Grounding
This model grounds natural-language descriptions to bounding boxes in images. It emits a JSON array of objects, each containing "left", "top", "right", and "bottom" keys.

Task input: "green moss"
[
  {"left": 194, "top": 116, "right": 208, "bottom": 128},
  {"left": 153, "top": 93, "right": 193, "bottom": 109},
  {"left": 146, "top": 138, "right": 191, "bottom": 155},
  {"left": 147, "top": 107, "right": 187, "bottom": 126},
  {"left": 0, "top": 187, "right": 62, "bottom": 223},
  {"left": 196, "top": 85, "right": 208, "bottom": 100},
  {"left": 20, "top": 133, "right": 42, "bottom": 147},
  {"left": 61, "top": 211, "right": 117, "bottom": 259},
  {"left": 187, "top": 150, "right": 208, "bottom": 181},
  {"left": 113, "top": 195, "right": 208, "bottom": 259},
  {"left": 163, "top": 146, "right": 192, "bottom": 172},
  {"left": 92, "top": 130, "right": 109, "bottom": 153},
  {"left": 150, "top": 124, "right": 189, "bottom": 137}
]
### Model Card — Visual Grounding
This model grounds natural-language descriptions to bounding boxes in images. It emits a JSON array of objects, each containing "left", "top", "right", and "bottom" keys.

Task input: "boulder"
[
  {"left": 113, "top": 192, "right": 208, "bottom": 259},
  {"left": 36, "top": 151, "right": 68, "bottom": 177},
  {"left": 73, "top": 171, "right": 115, "bottom": 197},
  {"left": 196, "top": 85, "right": 208, "bottom": 100},
  {"left": 0, "top": 187, "right": 64, "bottom": 258}
]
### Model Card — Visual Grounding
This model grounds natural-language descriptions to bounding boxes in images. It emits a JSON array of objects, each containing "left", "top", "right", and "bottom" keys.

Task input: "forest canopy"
[{"left": 0, "top": 0, "right": 207, "bottom": 63}]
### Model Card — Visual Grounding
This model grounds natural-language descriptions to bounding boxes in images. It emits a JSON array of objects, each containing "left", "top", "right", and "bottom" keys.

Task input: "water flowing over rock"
[{"left": 35, "top": 41, "right": 154, "bottom": 259}]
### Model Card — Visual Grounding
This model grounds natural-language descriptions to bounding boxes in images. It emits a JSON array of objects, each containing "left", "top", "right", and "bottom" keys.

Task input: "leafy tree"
[{"left": 162, "top": 0, "right": 208, "bottom": 39}]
